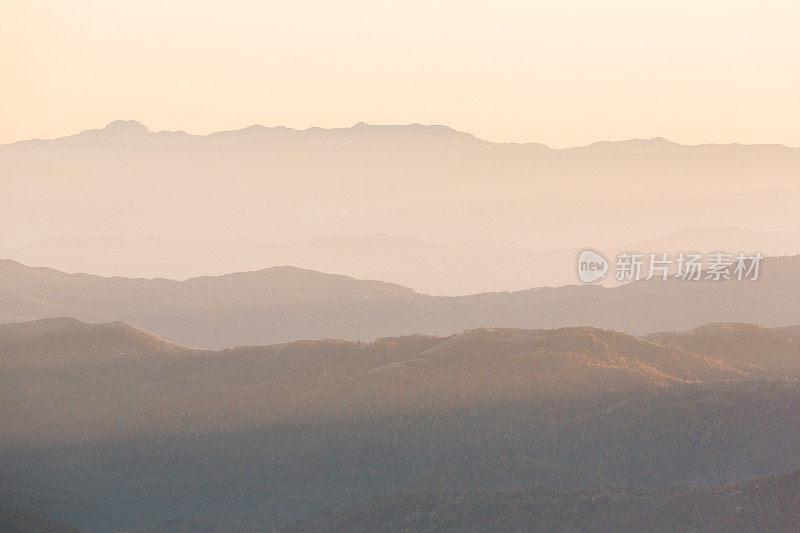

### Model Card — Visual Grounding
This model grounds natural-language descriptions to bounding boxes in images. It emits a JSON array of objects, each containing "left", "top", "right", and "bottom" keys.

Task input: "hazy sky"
[{"left": 2, "top": 0, "right": 798, "bottom": 147}]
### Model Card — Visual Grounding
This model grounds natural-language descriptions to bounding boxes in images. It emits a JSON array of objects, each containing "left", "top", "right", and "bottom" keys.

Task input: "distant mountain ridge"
[
  {"left": 6, "top": 227, "right": 800, "bottom": 295},
  {"left": 8, "top": 119, "right": 800, "bottom": 151},
  {"left": 4, "top": 119, "right": 800, "bottom": 252},
  {"left": 0, "top": 119, "right": 682, "bottom": 149}
]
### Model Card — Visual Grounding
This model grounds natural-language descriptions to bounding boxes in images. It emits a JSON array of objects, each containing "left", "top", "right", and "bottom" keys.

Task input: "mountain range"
[
  {"left": 0, "top": 316, "right": 761, "bottom": 446},
  {"left": 2, "top": 256, "right": 800, "bottom": 349},
  {"left": 3, "top": 120, "right": 800, "bottom": 254},
  {"left": 4, "top": 119, "right": 800, "bottom": 530}
]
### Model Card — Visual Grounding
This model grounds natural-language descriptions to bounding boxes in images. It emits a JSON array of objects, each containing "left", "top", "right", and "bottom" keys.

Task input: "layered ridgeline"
[
  {"left": 6, "top": 227, "right": 800, "bottom": 295},
  {"left": 1, "top": 317, "right": 752, "bottom": 445},
  {"left": 3, "top": 318, "right": 800, "bottom": 531},
  {"left": 4, "top": 121, "right": 800, "bottom": 253},
  {"left": 2, "top": 256, "right": 800, "bottom": 348}
]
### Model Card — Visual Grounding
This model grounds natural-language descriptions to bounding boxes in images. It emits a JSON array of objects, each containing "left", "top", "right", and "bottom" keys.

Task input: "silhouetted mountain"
[
  {"left": 2, "top": 257, "right": 800, "bottom": 348},
  {"left": 0, "top": 234, "right": 580, "bottom": 295},
  {"left": 0, "top": 260, "right": 420, "bottom": 348},
  {"left": 289, "top": 468, "right": 800, "bottom": 532}
]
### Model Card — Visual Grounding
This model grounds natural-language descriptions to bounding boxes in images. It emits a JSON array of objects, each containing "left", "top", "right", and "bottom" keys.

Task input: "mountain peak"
[
  {"left": 103, "top": 119, "right": 149, "bottom": 134},
  {"left": 344, "top": 122, "right": 478, "bottom": 142},
  {"left": 584, "top": 137, "right": 677, "bottom": 150},
  {"left": 687, "top": 322, "right": 770, "bottom": 335},
  {"left": 0, "top": 316, "right": 91, "bottom": 336}
]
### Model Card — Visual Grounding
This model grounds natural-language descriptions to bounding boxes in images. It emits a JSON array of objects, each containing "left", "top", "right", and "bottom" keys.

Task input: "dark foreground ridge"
[
  {"left": 0, "top": 507, "right": 79, "bottom": 533},
  {"left": 288, "top": 469, "right": 800, "bottom": 532}
]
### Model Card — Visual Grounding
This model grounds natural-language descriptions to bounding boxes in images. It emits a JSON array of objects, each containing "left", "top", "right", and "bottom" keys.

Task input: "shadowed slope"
[
  {"left": 0, "top": 507, "right": 79, "bottom": 533},
  {"left": 288, "top": 468, "right": 800, "bottom": 532}
]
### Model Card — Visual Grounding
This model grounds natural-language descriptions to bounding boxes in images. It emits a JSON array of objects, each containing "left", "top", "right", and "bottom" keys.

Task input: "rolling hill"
[
  {"left": 643, "top": 322, "right": 800, "bottom": 379},
  {"left": 0, "top": 318, "right": 750, "bottom": 446},
  {"left": 4, "top": 318, "right": 800, "bottom": 530}
]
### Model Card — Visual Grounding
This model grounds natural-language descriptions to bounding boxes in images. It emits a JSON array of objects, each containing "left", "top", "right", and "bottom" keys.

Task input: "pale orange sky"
[{"left": 2, "top": 0, "right": 798, "bottom": 147}]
